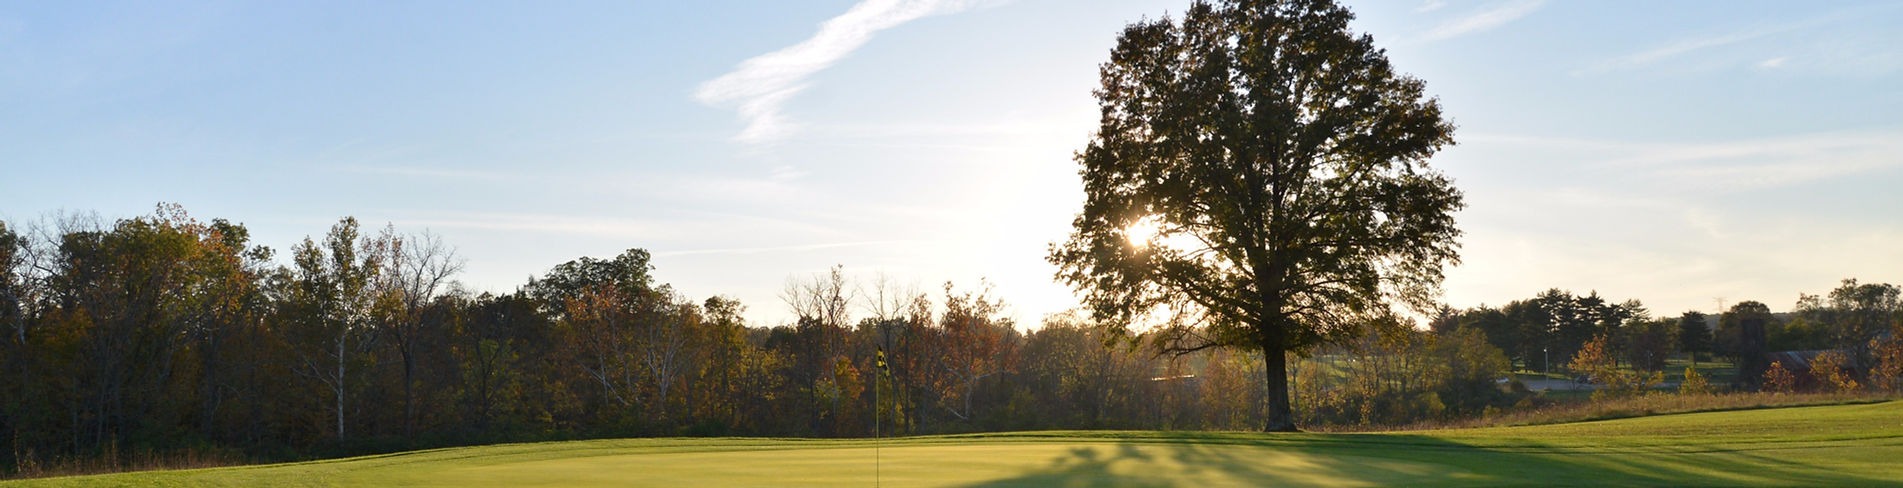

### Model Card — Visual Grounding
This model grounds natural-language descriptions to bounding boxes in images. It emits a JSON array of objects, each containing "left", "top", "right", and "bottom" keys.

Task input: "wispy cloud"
[
  {"left": 812, "top": 118, "right": 1070, "bottom": 138},
  {"left": 695, "top": 0, "right": 984, "bottom": 144},
  {"left": 388, "top": 209, "right": 842, "bottom": 243},
  {"left": 1422, "top": 0, "right": 1545, "bottom": 41},
  {"left": 1415, "top": 1, "right": 1447, "bottom": 14},
  {"left": 1640, "top": 131, "right": 1903, "bottom": 191},
  {"left": 329, "top": 164, "right": 513, "bottom": 181},
  {"left": 1475, "top": 128, "right": 1903, "bottom": 192},
  {"left": 652, "top": 240, "right": 910, "bottom": 258},
  {"left": 393, "top": 212, "right": 693, "bottom": 241},
  {"left": 1582, "top": 26, "right": 1792, "bottom": 74},
  {"left": 1576, "top": 7, "right": 1882, "bottom": 75}
]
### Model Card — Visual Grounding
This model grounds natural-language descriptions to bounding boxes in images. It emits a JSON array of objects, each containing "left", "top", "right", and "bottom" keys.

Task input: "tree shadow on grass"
[
  {"left": 959, "top": 431, "right": 1902, "bottom": 487},
  {"left": 959, "top": 443, "right": 1171, "bottom": 488}
]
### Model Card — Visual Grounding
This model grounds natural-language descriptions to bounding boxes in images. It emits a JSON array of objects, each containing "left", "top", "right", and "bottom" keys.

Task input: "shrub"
[
  {"left": 1872, "top": 335, "right": 1903, "bottom": 392},
  {"left": 1763, "top": 361, "right": 1797, "bottom": 393},
  {"left": 1678, "top": 367, "right": 1710, "bottom": 395},
  {"left": 1811, "top": 350, "right": 1859, "bottom": 392},
  {"left": 1572, "top": 334, "right": 1662, "bottom": 401}
]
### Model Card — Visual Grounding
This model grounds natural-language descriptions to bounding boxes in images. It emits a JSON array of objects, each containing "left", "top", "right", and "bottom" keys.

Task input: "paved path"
[
  {"left": 1515, "top": 377, "right": 1681, "bottom": 392},
  {"left": 1520, "top": 378, "right": 1592, "bottom": 391}
]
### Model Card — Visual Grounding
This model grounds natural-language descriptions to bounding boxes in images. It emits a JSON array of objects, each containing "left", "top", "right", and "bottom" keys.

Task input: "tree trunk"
[
  {"left": 198, "top": 334, "right": 221, "bottom": 437},
  {"left": 335, "top": 337, "right": 346, "bottom": 440},
  {"left": 1261, "top": 344, "right": 1297, "bottom": 432},
  {"left": 402, "top": 347, "right": 415, "bottom": 437}
]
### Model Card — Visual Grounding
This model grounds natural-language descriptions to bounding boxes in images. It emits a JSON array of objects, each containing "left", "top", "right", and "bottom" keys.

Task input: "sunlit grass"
[
  {"left": 1379, "top": 391, "right": 1894, "bottom": 432},
  {"left": 9, "top": 400, "right": 1901, "bottom": 487}
]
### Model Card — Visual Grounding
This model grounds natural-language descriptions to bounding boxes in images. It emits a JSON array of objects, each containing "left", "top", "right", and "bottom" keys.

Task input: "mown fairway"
[{"left": 10, "top": 401, "right": 1903, "bottom": 487}]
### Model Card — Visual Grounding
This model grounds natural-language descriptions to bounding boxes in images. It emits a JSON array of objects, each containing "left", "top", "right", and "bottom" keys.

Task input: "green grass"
[
  {"left": 1664, "top": 357, "right": 1739, "bottom": 385},
  {"left": 11, "top": 401, "right": 1903, "bottom": 487}
]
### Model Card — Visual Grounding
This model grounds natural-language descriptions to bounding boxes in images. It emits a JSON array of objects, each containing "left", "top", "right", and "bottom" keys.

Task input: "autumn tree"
[
  {"left": 1871, "top": 330, "right": 1903, "bottom": 393},
  {"left": 282, "top": 217, "right": 388, "bottom": 440},
  {"left": 857, "top": 275, "right": 926, "bottom": 434},
  {"left": 560, "top": 286, "right": 631, "bottom": 416},
  {"left": 932, "top": 282, "right": 1018, "bottom": 423},
  {"left": 1433, "top": 326, "right": 1510, "bottom": 413},
  {"left": 1049, "top": 0, "right": 1462, "bottom": 431},
  {"left": 1019, "top": 313, "right": 1156, "bottom": 429},
  {"left": 1449, "top": 306, "right": 1522, "bottom": 370},
  {"left": 1678, "top": 367, "right": 1710, "bottom": 395},
  {"left": 1570, "top": 334, "right": 1659, "bottom": 400},
  {"left": 0, "top": 220, "right": 24, "bottom": 356},
  {"left": 183, "top": 217, "right": 277, "bottom": 441},
  {"left": 0, "top": 221, "right": 22, "bottom": 411},
  {"left": 0, "top": 220, "right": 41, "bottom": 469},
  {"left": 455, "top": 292, "right": 540, "bottom": 431},
  {"left": 527, "top": 249, "right": 674, "bottom": 425},
  {"left": 861, "top": 290, "right": 935, "bottom": 434},
  {"left": 1196, "top": 348, "right": 1261, "bottom": 430},
  {"left": 1762, "top": 361, "right": 1796, "bottom": 393},
  {"left": 1797, "top": 279, "right": 1901, "bottom": 369},
  {"left": 691, "top": 295, "right": 753, "bottom": 430},
  {"left": 639, "top": 292, "right": 699, "bottom": 423},
  {"left": 525, "top": 248, "right": 660, "bottom": 318},
  {"left": 1809, "top": 350, "right": 1858, "bottom": 393}
]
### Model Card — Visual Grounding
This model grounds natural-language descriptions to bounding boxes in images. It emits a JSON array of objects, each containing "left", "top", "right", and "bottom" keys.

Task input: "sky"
[{"left": 2, "top": 0, "right": 1900, "bottom": 327}]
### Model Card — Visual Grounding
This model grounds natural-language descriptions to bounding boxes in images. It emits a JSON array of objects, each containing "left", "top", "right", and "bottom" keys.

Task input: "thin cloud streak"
[
  {"left": 653, "top": 240, "right": 912, "bottom": 257},
  {"left": 328, "top": 164, "right": 514, "bottom": 181},
  {"left": 1575, "top": 8, "right": 1881, "bottom": 74},
  {"left": 1422, "top": 0, "right": 1544, "bottom": 41},
  {"left": 695, "top": 0, "right": 983, "bottom": 144},
  {"left": 1583, "top": 27, "right": 1789, "bottom": 74},
  {"left": 388, "top": 210, "right": 840, "bottom": 243},
  {"left": 1472, "top": 128, "right": 1903, "bottom": 192}
]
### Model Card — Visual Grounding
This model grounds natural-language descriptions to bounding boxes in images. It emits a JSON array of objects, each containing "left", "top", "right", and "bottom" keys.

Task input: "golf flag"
[{"left": 876, "top": 348, "right": 889, "bottom": 375}]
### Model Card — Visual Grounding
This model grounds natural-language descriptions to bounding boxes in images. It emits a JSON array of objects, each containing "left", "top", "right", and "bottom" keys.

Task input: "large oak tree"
[{"left": 1049, "top": 0, "right": 1463, "bottom": 431}]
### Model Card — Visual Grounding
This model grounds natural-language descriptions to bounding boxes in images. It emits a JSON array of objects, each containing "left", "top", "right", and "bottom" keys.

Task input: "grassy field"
[{"left": 10, "top": 400, "right": 1903, "bottom": 487}]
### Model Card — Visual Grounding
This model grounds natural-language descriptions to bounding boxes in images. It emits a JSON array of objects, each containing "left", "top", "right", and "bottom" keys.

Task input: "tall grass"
[{"left": 6, "top": 445, "right": 249, "bottom": 480}]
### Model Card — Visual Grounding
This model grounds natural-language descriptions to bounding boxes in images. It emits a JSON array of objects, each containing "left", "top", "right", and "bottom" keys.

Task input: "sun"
[{"left": 1124, "top": 215, "right": 1161, "bottom": 248}]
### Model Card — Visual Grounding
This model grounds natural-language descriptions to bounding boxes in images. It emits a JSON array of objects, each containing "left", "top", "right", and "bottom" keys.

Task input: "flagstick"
[
  {"left": 874, "top": 351, "right": 881, "bottom": 488},
  {"left": 874, "top": 366, "right": 880, "bottom": 488}
]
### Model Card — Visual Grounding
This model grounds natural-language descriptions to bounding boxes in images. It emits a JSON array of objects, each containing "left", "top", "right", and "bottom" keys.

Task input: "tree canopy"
[{"left": 1049, "top": 0, "right": 1462, "bottom": 431}]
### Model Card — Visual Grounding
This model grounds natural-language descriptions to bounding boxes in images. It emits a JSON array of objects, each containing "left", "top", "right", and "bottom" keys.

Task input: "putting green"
[{"left": 11, "top": 401, "right": 1903, "bottom": 487}]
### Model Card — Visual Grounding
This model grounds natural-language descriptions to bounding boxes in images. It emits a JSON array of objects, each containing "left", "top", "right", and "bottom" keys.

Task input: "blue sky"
[{"left": 3, "top": 0, "right": 1900, "bottom": 326}]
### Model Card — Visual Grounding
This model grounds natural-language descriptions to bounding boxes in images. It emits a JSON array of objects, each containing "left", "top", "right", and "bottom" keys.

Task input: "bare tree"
[
  {"left": 373, "top": 227, "right": 464, "bottom": 435},
  {"left": 781, "top": 265, "right": 856, "bottom": 431},
  {"left": 783, "top": 265, "right": 854, "bottom": 329},
  {"left": 862, "top": 272, "right": 921, "bottom": 324},
  {"left": 782, "top": 265, "right": 855, "bottom": 366}
]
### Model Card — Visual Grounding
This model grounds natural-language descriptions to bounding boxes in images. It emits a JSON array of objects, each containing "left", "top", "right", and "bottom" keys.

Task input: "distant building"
[{"left": 1763, "top": 350, "right": 1838, "bottom": 391}]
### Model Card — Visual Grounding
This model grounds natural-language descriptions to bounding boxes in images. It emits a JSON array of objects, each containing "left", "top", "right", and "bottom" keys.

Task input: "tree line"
[
  {"left": 0, "top": 205, "right": 1477, "bottom": 475},
  {"left": 2, "top": 205, "right": 1898, "bottom": 476},
  {"left": 1432, "top": 282, "right": 1903, "bottom": 391}
]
